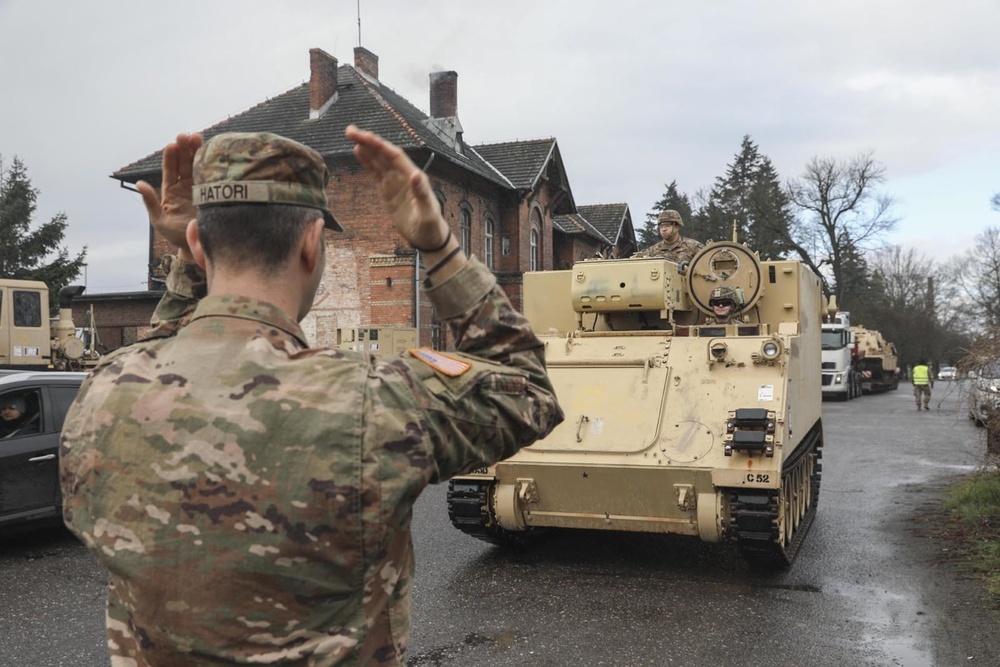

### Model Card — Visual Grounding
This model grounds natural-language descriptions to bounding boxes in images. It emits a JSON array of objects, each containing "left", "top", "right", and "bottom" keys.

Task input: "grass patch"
[{"left": 944, "top": 471, "right": 1000, "bottom": 601}]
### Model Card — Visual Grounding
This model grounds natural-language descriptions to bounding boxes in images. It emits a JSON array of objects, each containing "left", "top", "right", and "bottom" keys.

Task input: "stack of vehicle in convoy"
[
  {"left": 850, "top": 326, "right": 900, "bottom": 393},
  {"left": 0, "top": 280, "right": 101, "bottom": 371},
  {"left": 448, "top": 237, "right": 824, "bottom": 567},
  {"left": 821, "top": 301, "right": 863, "bottom": 401}
]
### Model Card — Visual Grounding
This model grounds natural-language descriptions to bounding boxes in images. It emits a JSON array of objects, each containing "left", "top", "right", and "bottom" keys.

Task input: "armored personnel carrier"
[
  {"left": 447, "top": 239, "right": 824, "bottom": 567},
  {"left": 849, "top": 326, "right": 900, "bottom": 393}
]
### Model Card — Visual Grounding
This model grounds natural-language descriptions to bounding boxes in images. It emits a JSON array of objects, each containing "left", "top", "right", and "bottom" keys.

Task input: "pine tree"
[
  {"left": 0, "top": 156, "right": 87, "bottom": 311},
  {"left": 700, "top": 136, "right": 794, "bottom": 259},
  {"left": 639, "top": 181, "right": 693, "bottom": 249}
]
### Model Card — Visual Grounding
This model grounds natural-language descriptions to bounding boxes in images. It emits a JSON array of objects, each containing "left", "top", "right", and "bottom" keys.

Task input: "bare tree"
[
  {"left": 870, "top": 246, "right": 971, "bottom": 366},
  {"left": 783, "top": 153, "right": 898, "bottom": 300},
  {"left": 871, "top": 245, "right": 935, "bottom": 312},
  {"left": 953, "top": 227, "right": 1000, "bottom": 330},
  {"left": 991, "top": 192, "right": 1000, "bottom": 211}
]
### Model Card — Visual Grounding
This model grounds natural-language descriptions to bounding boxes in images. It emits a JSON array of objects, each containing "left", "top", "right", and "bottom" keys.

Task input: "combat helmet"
[
  {"left": 709, "top": 286, "right": 741, "bottom": 311},
  {"left": 658, "top": 210, "right": 684, "bottom": 227}
]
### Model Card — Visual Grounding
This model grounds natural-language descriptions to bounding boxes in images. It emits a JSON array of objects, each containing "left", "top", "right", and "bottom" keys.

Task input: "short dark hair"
[{"left": 197, "top": 204, "right": 322, "bottom": 273}]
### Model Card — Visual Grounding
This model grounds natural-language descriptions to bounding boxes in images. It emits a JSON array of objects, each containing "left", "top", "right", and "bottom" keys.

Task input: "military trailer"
[
  {"left": 447, "top": 240, "right": 824, "bottom": 567},
  {"left": 849, "top": 326, "right": 899, "bottom": 393}
]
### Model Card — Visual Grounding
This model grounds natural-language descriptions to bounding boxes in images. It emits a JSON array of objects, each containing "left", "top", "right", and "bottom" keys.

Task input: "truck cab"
[
  {"left": 0, "top": 280, "right": 52, "bottom": 370},
  {"left": 821, "top": 311, "right": 861, "bottom": 400}
]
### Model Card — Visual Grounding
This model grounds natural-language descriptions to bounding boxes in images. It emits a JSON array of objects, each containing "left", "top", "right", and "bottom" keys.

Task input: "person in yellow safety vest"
[{"left": 912, "top": 359, "right": 933, "bottom": 411}]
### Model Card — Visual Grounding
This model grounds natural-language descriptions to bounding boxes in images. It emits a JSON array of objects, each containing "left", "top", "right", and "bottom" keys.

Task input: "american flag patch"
[{"left": 408, "top": 347, "right": 472, "bottom": 377}]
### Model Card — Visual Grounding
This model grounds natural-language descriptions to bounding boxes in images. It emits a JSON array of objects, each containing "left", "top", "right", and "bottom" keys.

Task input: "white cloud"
[{"left": 1, "top": 0, "right": 999, "bottom": 291}]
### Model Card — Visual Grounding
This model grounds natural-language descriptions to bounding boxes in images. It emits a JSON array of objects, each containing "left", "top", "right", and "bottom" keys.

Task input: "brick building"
[{"left": 98, "top": 46, "right": 636, "bottom": 349}]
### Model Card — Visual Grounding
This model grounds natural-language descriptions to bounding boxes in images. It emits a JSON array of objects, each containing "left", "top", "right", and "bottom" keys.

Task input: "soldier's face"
[
  {"left": 711, "top": 301, "right": 733, "bottom": 320},
  {"left": 659, "top": 222, "right": 679, "bottom": 243}
]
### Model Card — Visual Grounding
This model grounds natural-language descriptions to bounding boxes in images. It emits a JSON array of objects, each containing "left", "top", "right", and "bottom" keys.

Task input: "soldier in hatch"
[
  {"left": 632, "top": 209, "right": 703, "bottom": 262},
  {"left": 705, "top": 286, "right": 743, "bottom": 324}
]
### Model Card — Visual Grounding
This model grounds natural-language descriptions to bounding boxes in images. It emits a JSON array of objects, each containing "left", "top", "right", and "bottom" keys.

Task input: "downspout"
[
  {"left": 414, "top": 252, "right": 420, "bottom": 342},
  {"left": 414, "top": 151, "right": 436, "bottom": 345}
]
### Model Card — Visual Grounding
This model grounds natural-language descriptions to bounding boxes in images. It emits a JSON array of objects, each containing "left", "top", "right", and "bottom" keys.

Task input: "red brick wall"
[
  {"left": 72, "top": 296, "right": 160, "bottom": 351},
  {"left": 144, "top": 155, "right": 569, "bottom": 349},
  {"left": 554, "top": 235, "right": 602, "bottom": 270}
]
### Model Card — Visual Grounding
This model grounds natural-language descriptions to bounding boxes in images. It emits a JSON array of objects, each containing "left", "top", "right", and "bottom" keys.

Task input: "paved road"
[{"left": 2, "top": 381, "right": 997, "bottom": 666}]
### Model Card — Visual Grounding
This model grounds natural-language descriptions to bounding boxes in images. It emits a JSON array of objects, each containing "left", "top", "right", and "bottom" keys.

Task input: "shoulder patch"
[{"left": 408, "top": 347, "right": 472, "bottom": 377}]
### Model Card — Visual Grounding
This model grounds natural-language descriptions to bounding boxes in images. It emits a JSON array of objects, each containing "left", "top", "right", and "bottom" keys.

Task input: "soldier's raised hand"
[
  {"left": 345, "top": 125, "right": 450, "bottom": 252},
  {"left": 136, "top": 133, "right": 204, "bottom": 262}
]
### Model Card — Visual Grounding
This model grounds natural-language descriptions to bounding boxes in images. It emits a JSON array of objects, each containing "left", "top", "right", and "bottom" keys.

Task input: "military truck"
[
  {"left": 849, "top": 326, "right": 899, "bottom": 393},
  {"left": 821, "top": 302, "right": 862, "bottom": 400},
  {"left": 333, "top": 326, "right": 417, "bottom": 361},
  {"left": 0, "top": 280, "right": 100, "bottom": 371},
  {"left": 448, "top": 239, "right": 824, "bottom": 567}
]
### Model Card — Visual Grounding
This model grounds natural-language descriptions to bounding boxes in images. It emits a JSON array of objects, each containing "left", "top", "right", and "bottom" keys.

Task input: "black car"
[{"left": 0, "top": 371, "right": 86, "bottom": 531}]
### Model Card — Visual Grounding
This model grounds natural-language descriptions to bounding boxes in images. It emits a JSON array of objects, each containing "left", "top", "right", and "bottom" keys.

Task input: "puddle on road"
[
  {"left": 836, "top": 583, "right": 935, "bottom": 666},
  {"left": 886, "top": 460, "right": 980, "bottom": 488},
  {"left": 915, "top": 459, "right": 978, "bottom": 473}
]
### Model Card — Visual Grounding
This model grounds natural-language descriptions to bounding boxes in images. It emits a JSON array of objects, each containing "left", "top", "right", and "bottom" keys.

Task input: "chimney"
[
  {"left": 429, "top": 71, "right": 458, "bottom": 118},
  {"left": 354, "top": 46, "right": 379, "bottom": 81},
  {"left": 309, "top": 48, "right": 338, "bottom": 119}
]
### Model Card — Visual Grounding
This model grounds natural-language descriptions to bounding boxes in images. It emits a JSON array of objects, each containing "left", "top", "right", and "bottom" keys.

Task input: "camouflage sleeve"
[
  {"left": 144, "top": 255, "right": 207, "bottom": 340},
  {"left": 633, "top": 244, "right": 656, "bottom": 258},
  {"left": 381, "top": 257, "right": 564, "bottom": 482}
]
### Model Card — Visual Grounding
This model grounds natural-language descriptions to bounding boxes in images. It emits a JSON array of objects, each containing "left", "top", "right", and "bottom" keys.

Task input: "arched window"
[
  {"left": 460, "top": 207, "right": 472, "bottom": 255},
  {"left": 529, "top": 206, "right": 542, "bottom": 272},
  {"left": 529, "top": 228, "right": 539, "bottom": 272},
  {"left": 484, "top": 217, "right": 495, "bottom": 270}
]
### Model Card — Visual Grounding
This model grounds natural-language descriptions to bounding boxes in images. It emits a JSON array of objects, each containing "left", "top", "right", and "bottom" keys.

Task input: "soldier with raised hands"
[{"left": 60, "top": 125, "right": 563, "bottom": 666}]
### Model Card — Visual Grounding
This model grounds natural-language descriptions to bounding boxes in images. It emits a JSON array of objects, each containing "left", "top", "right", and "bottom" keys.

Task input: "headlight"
[
  {"left": 710, "top": 341, "right": 728, "bottom": 361},
  {"left": 834, "top": 373, "right": 843, "bottom": 384},
  {"left": 990, "top": 385, "right": 1000, "bottom": 394},
  {"left": 761, "top": 339, "right": 782, "bottom": 361}
]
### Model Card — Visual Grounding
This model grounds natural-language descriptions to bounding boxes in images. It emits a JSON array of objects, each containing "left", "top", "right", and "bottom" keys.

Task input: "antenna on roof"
[{"left": 357, "top": 0, "right": 362, "bottom": 46}]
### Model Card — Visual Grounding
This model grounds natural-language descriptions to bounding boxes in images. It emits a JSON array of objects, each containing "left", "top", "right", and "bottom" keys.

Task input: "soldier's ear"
[
  {"left": 186, "top": 219, "right": 208, "bottom": 269},
  {"left": 300, "top": 218, "right": 326, "bottom": 273}
]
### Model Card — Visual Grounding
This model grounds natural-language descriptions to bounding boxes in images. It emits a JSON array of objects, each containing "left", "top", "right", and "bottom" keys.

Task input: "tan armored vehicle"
[
  {"left": 849, "top": 326, "right": 899, "bottom": 393},
  {"left": 448, "top": 239, "right": 824, "bottom": 567},
  {"left": 0, "top": 280, "right": 100, "bottom": 371}
]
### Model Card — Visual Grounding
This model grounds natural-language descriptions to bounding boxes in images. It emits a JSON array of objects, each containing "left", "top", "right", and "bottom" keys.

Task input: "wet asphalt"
[{"left": 2, "top": 380, "right": 997, "bottom": 666}]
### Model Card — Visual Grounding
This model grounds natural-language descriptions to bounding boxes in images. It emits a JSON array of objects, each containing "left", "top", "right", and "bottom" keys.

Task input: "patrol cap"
[
  {"left": 192, "top": 132, "right": 342, "bottom": 232},
  {"left": 0, "top": 396, "right": 25, "bottom": 412},
  {"left": 658, "top": 210, "right": 683, "bottom": 227}
]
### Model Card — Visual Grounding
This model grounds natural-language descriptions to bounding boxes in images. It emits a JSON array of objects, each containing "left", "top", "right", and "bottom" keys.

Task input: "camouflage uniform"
[
  {"left": 632, "top": 237, "right": 703, "bottom": 262},
  {"left": 61, "top": 251, "right": 563, "bottom": 665}
]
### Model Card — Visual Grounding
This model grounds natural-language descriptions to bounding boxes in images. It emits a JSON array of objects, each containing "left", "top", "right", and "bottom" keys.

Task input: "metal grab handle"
[{"left": 28, "top": 454, "right": 56, "bottom": 462}]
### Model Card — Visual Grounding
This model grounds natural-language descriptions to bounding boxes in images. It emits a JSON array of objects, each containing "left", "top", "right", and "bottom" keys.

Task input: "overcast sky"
[{"left": 1, "top": 0, "right": 997, "bottom": 293}]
